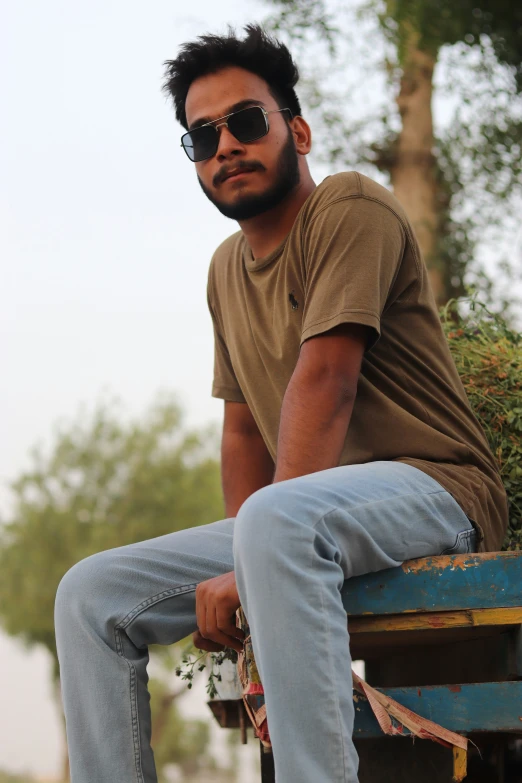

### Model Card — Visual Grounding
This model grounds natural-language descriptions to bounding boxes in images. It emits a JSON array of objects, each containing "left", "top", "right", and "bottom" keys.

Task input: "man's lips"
[{"left": 221, "top": 168, "right": 258, "bottom": 184}]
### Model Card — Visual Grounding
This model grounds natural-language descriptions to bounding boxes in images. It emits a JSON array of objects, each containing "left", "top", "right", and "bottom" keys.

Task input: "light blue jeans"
[{"left": 54, "top": 461, "right": 477, "bottom": 783}]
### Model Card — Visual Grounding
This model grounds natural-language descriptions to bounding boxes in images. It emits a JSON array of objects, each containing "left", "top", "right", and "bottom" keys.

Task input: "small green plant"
[
  {"left": 441, "top": 295, "right": 522, "bottom": 549},
  {"left": 175, "top": 643, "right": 238, "bottom": 699}
]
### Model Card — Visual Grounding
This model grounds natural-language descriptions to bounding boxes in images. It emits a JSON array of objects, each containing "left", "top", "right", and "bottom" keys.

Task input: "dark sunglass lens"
[
  {"left": 183, "top": 126, "right": 217, "bottom": 162},
  {"left": 228, "top": 107, "right": 267, "bottom": 143}
]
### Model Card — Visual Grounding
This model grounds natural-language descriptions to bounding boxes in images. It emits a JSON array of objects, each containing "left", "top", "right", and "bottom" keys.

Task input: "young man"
[{"left": 55, "top": 24, "right": 508, "bottom": 783}]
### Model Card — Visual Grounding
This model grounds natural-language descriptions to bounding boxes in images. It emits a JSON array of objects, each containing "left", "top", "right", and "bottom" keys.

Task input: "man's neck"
[{"left": 238, "top": 176, "right": 316, "bottom": 259}]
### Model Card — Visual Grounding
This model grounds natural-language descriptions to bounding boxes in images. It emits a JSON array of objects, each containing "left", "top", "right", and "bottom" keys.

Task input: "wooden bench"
[{"left": 208, "top": 552, "right": 522, "bottom": 781}]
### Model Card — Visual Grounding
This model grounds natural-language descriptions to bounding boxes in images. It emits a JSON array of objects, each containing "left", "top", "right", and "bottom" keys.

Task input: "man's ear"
[{"left": 291, "top": 116, "right": 312, "bottom": 156}]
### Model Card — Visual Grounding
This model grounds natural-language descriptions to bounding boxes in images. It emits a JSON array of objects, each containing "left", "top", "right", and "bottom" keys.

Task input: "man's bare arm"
[
  {"left": 221, "top": 400, "right": 275, "bottom": 517},
  {"left": 192, "top": 401, "right": 273, "bottom": 653},
  {"left": 274, "top": 323, "right": 369, "bottom": 483}
]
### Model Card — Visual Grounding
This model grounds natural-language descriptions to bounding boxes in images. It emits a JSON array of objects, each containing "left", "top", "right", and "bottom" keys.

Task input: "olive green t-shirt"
[{"left": 207, "top": 171, "right": 508, "bottom": 552}]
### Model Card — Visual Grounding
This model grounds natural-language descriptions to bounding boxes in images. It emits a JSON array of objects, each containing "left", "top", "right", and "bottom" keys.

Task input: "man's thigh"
[
  {"left": 56, "top": 517, "right": 235, "bottom": 648},
  {"left": 235, "top": 460, "right": 476, "bottom": 582},
  {"left": 97, "top": 516, "right": 236, "bottom": 591},
  {"left": 301, "top": 460, "right": 477, "bottom": 572}
]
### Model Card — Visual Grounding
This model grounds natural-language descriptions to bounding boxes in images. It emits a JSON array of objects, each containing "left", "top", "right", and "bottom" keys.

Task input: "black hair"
[{"left": 163, "top": 24, "right": 302, "bottom": 129}]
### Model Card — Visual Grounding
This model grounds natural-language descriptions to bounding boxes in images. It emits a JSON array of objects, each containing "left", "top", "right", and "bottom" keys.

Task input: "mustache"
[{"left": 213, "top": 160, "right": 266, "bottom": 187}]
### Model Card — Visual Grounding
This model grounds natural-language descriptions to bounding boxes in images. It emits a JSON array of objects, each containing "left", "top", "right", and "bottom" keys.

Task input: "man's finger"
[
  {"left": 203, "top": 625, "right": 244, "bottom": 653},
  {"left": 207, "top": 604, "right": 244, "bottom": 652},
  {"left": 192, "top": 630, "right": 224, "bottom": 653},
  {"left": 195, "top": 585, "right": 207, "bottom": 640},
  {"left": 217, "top": 614, "right": 245, "bottom": 643}
]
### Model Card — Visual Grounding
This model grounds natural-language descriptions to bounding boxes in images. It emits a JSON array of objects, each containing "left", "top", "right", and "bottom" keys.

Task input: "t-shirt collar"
[{"left": 242, "top": 234, "right": 288, "bottom": 273}]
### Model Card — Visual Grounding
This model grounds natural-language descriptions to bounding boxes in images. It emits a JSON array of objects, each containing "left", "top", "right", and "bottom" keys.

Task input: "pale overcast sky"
[
  {"left": 2, "top": 0, "right": 520, "bottom": 778},
  {"left": 2, "top": 0, "right": 272, "bottom": 776}
]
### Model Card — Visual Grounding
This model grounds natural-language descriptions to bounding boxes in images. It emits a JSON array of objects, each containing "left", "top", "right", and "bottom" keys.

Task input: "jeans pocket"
[{"left": 440, "top": 528, "right": 477, "bottom": 555}]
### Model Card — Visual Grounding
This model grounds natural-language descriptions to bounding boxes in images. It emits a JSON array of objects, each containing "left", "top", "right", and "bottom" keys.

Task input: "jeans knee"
[
  {"left": 234, "top": 482, "right": 307, "bottom": 569},
  {"left": 234, "top": 485, "right": 273, "bottom": 562},
  {"left": 54, "top": 551, "right": 115, "bottom": 634}
]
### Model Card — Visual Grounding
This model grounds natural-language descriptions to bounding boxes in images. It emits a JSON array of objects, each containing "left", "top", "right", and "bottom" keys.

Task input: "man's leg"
[
  {"left": 54, "top": 518, "right": 235, "bottom": 783},
  {"left": 233, "top": 461, "right": 477, "bottom": 783}
]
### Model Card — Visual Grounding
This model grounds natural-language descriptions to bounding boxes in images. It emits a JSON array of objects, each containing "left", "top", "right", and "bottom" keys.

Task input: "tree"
[
  {"left": 0, "top": 395, "right": 225, "bottom": 781},
  {"left": 148, "top": 644, "right": 240, "bottom": 782},
  {"left": 149, "top": 674, "right": 212, "bottom": 782},
  {"left": 265, "top": 0, "right": 522, "bottom": 309},
  {"left": 442, "top": 297, "right": 522, "bottom": 549},
  {"left": 0, "top": 772, "right": 34, "bottom": 783}
]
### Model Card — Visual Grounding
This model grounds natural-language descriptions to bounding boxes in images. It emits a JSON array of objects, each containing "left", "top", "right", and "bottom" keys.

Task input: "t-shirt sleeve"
[
  {"left": 300, "top": 197, "right": 407, "bottom": 351},
  {"left": 207, "top": 277, "right": 246, "bottom": 403}
]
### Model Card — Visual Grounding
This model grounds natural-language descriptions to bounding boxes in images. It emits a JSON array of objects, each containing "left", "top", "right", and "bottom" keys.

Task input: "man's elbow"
[{"left": 293, "top": 361, "right": 359, "bottom": 409}]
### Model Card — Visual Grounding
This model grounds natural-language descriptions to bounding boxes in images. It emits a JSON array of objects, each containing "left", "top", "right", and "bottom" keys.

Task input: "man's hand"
[{"left": 192, "top": 571, "right": 244, "bottom": 654}]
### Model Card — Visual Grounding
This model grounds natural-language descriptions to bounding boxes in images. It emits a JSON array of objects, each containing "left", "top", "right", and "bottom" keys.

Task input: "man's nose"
[{"left": 215, "top": 124, "right": 246, "bottom": 161}]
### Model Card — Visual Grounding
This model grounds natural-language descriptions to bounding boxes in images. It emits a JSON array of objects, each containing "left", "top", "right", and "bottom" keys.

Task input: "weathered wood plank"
[
  {"left": 350, "top": 624, "right": 515, "bottom": 661},
  {"left": 349, "top": 607, "right": 522, "bottom": 635},
  {"left": 353, "top": 680, "right": 522, "bottom": 738},
  {"left": 260, "top": 744, "right": 275, "bottom": 783},
  {"left": 342, "top": 552, "right": 522, "bottom": 616},
  {"left": 453, "top": 745, "right": 467, "bottom": 781},
  {"left": 212, "top": 680, "right": 522, "bottom": 737},
  {"left": 208, "top": 700, "right": 250, "bottom": 730}
]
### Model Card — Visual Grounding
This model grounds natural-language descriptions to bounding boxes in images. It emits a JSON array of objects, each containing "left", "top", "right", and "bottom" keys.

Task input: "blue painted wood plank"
[
  {"left": 342, "top": 552, "right": 522, "bottom": 616},
  {"left": 353, "top": 680, "right": 522, "bottom": 738}
]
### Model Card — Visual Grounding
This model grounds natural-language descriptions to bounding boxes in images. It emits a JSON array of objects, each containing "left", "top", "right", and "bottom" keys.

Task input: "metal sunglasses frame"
[{"left": 180, "top": 105, "right": 293, "bottom": 162}]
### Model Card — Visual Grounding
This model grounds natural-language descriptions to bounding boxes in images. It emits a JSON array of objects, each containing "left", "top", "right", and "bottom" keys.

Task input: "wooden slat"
[
  {"left": 349, "top": 607, "right": 522, "bottom": 635},
  {"left": 208, "top": 700, "right": 250, "bottom": 730},
  {"left": 453, "top": 746, "right": 467, "bottom": 782},
  {"left": 260, "top": 744, "right": 275, "bottom": 783},
  {"left": 353, "top": 680, "right": 522, "bottom": 738},
  {"left": 350, "top": 624, "right": 514, "bottom": 660},
  {"left": 211, "top": 680, "right": 522, "bottom": 737},
  {"left": 342, "top": 552, "right": 522, "bottom": 616}
]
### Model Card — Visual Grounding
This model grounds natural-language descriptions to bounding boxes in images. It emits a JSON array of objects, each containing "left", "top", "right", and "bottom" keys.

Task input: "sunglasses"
[{"left": 181, "top": 105, "right": 293, "bottom": 162}]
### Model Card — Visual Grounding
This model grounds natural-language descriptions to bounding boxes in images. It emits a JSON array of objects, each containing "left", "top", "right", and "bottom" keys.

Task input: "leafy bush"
[
  {"left": 442, "top": 298, "right": 522, "bottom": 550},
  {"left": 0, "top": 771, "right": 34, "bottom": 783}
]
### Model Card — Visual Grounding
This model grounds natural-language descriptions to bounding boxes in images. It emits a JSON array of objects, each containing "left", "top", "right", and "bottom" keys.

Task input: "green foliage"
[
  {"left": 175, "top": 642, "right": 239, "bottom": 699},
  {"left": 146, "top": 642, "right": 239, "bottom": 781},
  {"left": 382, "top": 0, "right": 522, "bottom": 69},
  {"left": 265, "top": 0, "right": 522, "bottom": 311},
  {"left": 0, "top": 772, "right": 34, "bottom": 783},
  {"left": 442, "top": 298, "right": 522, "bottom": 549},
  {"left": 265, "top": 0, "right": 338, "bottom": 53},
  {"left": 148, "top": 676, "right": 212, "bottom": 781},
  {"left": 0, "top": 395, "right": 223, "bottom": 674}
]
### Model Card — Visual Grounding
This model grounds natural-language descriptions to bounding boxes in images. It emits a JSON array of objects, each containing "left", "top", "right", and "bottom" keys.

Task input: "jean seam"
[
  {"left": 117, "top": 582, "right": 199, "bottom": 630},
  {"left": 311, "top": 511, "right": 348, "bottom": 781},
  {"left": 441, "top": 529, "right": 475, "bottom": 556},
  {"left": 113, "top": 582, "right": 199, "bottom": 783},
  {"left": 113, "top": 628, "right": 143, "bottom": 783}
]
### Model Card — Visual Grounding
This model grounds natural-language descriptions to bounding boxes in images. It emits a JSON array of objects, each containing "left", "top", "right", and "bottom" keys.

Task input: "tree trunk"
[
  {"left": 150, "top": 685, "right": 187, "bottom": 751},
  {"left": 53, "top": 677, "right": 70, "bottom": 782},
  {"left": 388, "top": 27, "right": 447, "bottom": 306},
  {"left": 60, "top": 745, "right": 70, "bottom": 783}
]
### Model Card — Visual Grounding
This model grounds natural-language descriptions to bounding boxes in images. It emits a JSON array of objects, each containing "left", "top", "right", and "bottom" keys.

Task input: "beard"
[{"left": 198, "top": 130, "right": 301, "bottom": 221}]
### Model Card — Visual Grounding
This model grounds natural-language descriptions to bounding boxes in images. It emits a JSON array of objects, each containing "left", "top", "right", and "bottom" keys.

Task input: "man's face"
[{"left": 184, "top": 66, "right": 300, "bottom": 221}]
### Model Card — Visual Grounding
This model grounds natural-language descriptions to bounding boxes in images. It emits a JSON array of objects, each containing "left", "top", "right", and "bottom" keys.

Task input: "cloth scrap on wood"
[{"left": 235, "top": 607, "right": 468, "bottom": 782}]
